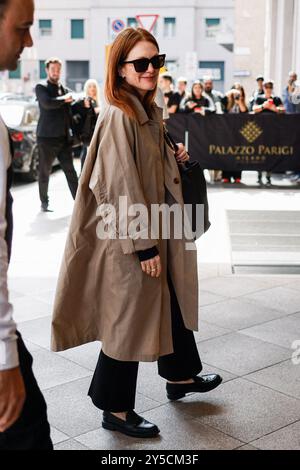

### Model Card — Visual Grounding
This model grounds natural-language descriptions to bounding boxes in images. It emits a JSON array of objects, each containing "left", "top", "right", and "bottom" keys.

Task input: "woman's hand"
[
  {"left": 141, "top": 255, "right": 162, "bottom": 278},
  {"left": 175, "top": 143, "right": 190, "bottom": 163},
  {"left": 84, "top": 98, "right": 91, "bottom": 108},
  {"left": 187, "top": 101, "right": 196, "bottom": 109}
]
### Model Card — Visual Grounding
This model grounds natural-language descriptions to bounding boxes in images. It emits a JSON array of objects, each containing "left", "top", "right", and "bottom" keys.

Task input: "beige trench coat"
[{"left": 51, "top": 94, "right": 199, "bottom": 362}]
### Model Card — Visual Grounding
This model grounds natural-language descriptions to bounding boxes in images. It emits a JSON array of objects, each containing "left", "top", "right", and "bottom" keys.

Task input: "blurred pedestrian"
[
  {"left": 52, "top": 27, "right": 222, "bottom": 440},
  {"left": 282, "top": 71, "right": 298, "bottom": 114},
  {"left": 168, "top": 76, "right": 190, "bottom": 114},
  {"left": 159, "top": 73, "right": 175, "bottom": 109},
  {"left": 0, "top": 0, "right": 52, "bottom": 451},
  {"left": 73, "top": 79, "right": 101, "bottom": 170},
  {"left": 36, "top": 58, "right": 79, "bottom": 212},
  {"left": 203, "top": 77, "right": 225, "bottom": 114},
  {"left": 249, "top": 75, "right": 264, "bottom": 112},
  {"left": 203, "top": 77, "right": 223, "bottom": 182},
  {"left": 253, "top": 80, "right": 285, "bottom": 186}
]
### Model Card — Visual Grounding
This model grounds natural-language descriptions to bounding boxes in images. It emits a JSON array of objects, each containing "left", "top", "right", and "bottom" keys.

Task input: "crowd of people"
[
  {"left": 159, "top": 72, "right": 300, "bottom": 117},
  {"left": 32, "top": 63, "right": 300, "bottom": 207},
  {"left": 158, "top": 72, "right": 300, "bottom": 185}
]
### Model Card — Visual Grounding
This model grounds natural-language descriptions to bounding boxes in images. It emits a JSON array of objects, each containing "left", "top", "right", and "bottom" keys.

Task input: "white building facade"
[
  {"left": 1, "top": 0, "right": 234, "bottom": 94},
  {"left": 265, "top": 0, "right": 300, "bottom": 95},
  {"left": 234, "top": 0, "right": 300, "bottom": 98}
]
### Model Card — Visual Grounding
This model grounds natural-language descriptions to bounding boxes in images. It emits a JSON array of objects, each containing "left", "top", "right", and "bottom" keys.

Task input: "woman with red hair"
[{"left": 52, "top": 28, "right": 222, "bottom": 439}]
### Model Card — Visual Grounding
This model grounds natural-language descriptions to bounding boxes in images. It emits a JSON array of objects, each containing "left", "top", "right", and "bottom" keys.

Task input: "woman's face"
[
  {"left": 264, "top": 85, "right": 273, "bottom": 98},
  {"left": 193, "top": 84, "right": 203, "bottom": 98},
  {"left": 120, "top": 40, "right": 160, "bottom": 97},
  {"left": 87, "top": 83, "right": 97, "bottom": 99}
]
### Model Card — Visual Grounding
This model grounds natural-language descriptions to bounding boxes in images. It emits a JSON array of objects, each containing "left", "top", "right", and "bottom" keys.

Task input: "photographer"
[
  {"left": 36, "top": 58, "right": 79, "bottom": 212},
  {"left": 226, "top": 83, "right": 248, "bottom": 113},
  {"left": 222, "top": 84, "right": 248, "bottom": 183}
]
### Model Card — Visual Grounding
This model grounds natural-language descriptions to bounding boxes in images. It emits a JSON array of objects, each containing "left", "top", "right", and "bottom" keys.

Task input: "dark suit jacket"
[{"left": 36, "top": 81, "right": 73, "bottom": 139}]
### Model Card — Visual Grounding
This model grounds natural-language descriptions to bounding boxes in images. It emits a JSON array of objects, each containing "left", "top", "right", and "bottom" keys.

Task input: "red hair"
[{"left": 105, "top": 28, "right": 160, "bottom": 120}]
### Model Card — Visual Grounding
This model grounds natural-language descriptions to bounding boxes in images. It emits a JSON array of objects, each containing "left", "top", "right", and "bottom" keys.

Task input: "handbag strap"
[
  {"left": 163, "top": 125, "right": 189, "bottom": 171},
  {"left": 163, "top": 125, "right": 178, "bottom": 152}
]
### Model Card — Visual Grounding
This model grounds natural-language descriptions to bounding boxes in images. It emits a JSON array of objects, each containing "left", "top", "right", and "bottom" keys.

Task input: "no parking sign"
[{"left": 112, "top": 19, "right": 125, "bottom": 33}]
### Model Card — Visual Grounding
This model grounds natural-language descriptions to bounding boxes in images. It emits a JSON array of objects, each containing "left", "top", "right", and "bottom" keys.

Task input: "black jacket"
[
  {"left": 36, "top": 81, "right": 73, "bottom": 139},
  {"left": 72, "top": 98, "right": 98, "bottom": 145}
]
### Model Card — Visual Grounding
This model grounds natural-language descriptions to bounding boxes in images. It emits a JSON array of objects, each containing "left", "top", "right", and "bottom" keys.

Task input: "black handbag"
[{"left": 164, "top": 128, "right": 211, "bottom": 238}]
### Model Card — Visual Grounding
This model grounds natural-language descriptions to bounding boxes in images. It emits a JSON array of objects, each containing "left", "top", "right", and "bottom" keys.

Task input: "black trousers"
[
  {"left": 38, "top": 137, "right": 78, "bottom": 205},
  {"left": 88, "top": 272, "right": 202, "bottom": 412},
  {"left": 0, "top": 333, "right": 53, "bottom": 450}
]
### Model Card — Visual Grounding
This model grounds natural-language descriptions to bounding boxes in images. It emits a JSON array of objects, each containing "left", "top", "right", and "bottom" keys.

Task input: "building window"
[
  {"left": 199, "top": 61, "right": 225, "bottom": 92},
  {"left": 164, "top": 18, "right": 176, "bottom": 38},
  {"left": 39, "top": 60, "right": 47, "bottom": 80},
  {"left": 9, "top": 61, "right": 21, "bottom": 79},
  {"left": 39, "top": 19, "right": 52, "bottom": 37},
  {"left": 205, "top": 18, "right": 221, "bottom": 38},
  {"left": 66, "top": 61, "right": 89, "bottom": 91},
  {"left": 199, "top": 61, "right": 224, "bottom": 81},
  {"left": 165, "top": 60, "right": 178, "bottom": 76},
  {"left": 71, "top": 19, "right": 84, "bottom": 39},
  {"left": 127, "top": 17, "right": 138, "bottom": 28}
]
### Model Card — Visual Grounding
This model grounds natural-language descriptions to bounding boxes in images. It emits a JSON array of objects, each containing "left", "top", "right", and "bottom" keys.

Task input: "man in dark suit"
[
  {"left": 36, "top": 58, "right": 79, "bottom": 212},
  {"left": 0, "top": 0, "right": 52, "bottom": 450}
]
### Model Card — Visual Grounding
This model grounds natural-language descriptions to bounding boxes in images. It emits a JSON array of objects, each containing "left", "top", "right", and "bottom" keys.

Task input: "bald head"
[{"left": 0, "top": 0, "right": 34, "bottom": 71}]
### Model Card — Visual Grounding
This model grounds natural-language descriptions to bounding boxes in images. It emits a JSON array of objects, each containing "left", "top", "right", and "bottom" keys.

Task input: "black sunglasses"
[{"left": 122, "top": 54, "right": 166, "bottom": 73}]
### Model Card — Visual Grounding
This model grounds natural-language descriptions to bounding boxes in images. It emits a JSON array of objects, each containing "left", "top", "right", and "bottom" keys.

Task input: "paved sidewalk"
[{"left": 9, "top": 167, "right": 300, "bottom": 450}]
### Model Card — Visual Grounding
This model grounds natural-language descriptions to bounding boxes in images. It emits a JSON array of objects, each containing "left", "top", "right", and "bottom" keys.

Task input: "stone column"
[
  {"left": 292, "top": 0, "right": 300, "bottom": 73},
  {"left": 265, "top": 0, "right": 295, "bottom": 94}
]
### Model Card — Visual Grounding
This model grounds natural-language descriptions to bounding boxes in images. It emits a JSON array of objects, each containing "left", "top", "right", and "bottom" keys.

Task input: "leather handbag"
[{"left": 164, "top": 128, "right": 211, "bottom": 238}]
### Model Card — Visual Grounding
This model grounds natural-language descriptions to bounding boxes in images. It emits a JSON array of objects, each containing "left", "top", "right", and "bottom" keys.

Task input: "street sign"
[
  {"left": 112, "top": 19, "right": 125, "bottom": 33},
  {"left": 136, "top": 14, "right": 159, "bottom": 33}
]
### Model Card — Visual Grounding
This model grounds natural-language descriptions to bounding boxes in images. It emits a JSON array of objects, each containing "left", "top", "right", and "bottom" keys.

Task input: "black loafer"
[
  {"left": 41, "top": 203, "right": 53, "bottom": 213},
  {"left": 102, "top": 410, "right": 160, "bottom": 438},
  {"left": 167, "top": 374, "right": 223, "bottom": 401}
]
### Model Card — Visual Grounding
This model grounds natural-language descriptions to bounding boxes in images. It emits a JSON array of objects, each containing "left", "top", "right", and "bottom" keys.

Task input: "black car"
[
  {"left": 0, "top": 100, "right": 41, "bottom": 182},
  {"left": 0, "top": 99, "right": 82, "bottom": 182}
]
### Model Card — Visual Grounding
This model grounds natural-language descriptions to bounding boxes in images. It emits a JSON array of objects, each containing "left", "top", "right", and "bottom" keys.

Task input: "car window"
[{"left": 24, "top": 107, "right": 39, "bottom": 125}]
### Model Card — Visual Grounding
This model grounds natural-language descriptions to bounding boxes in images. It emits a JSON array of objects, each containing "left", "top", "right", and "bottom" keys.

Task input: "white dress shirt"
[{"left": 0, "top": 114, "right": 18, "bottom": 371}]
